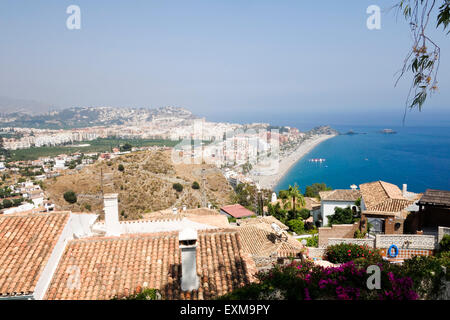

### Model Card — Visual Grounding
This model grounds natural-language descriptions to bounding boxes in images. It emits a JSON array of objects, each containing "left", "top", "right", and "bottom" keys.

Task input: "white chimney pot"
[
  {"left": 103, "top": 193, "right": 121, "bottom": 236},
  {"left": 179, "top": 228, "right": 199, "bottom": 291}
]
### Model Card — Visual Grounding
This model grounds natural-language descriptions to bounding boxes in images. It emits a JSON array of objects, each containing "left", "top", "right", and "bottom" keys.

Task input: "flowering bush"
[
  {"left": 325, "top": 243, "right": 382, "bottom": 264},
  {"left": 220, "top": 260, "right": 418, "bottom": 300}
]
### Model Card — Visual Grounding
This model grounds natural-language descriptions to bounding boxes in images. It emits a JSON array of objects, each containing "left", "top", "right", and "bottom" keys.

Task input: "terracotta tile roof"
[
  {"left": 304, "top": 197, "right": 321, "bottom": 211},
  {"left": 141, "top": 208, "right": 230, "bottom": 228},
  {"left": 0, "top": 212, "right": 70, "bottom": 297},
  {"left": 220, "top": 204, "right": 256, "bottom": 218},
  {"left": 44, "top": 229, "right": 254, "bottom": 300},
  {"left": 419, "top": 189, "right": 450, "bottom": 207},
  {"left": 319, "top": 189, "right": 361, "bottom": 202},
  {"left": 360, "top": 181, "right": 416, "bottom": 214},
  {"left": 237, "top": 215, "right": 288, "bottom": 230},
  {"left": 237, "top": 223, "right": 303, "bottom": 260}
]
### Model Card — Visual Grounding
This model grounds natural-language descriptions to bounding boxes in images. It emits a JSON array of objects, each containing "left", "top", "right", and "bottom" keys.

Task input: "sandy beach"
[{"left": 252, "top": 134, "right": 337, "bottom": 190}]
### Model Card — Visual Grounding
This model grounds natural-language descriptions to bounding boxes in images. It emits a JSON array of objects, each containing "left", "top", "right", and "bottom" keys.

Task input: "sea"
[{"left": 275, "top": 126, "right": 450, "bottom": 194}]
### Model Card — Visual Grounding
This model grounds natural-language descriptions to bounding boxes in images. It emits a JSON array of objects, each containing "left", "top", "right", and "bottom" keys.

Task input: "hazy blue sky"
[{"left": 0, "top": 0, "right": 449, "bottom": 126}]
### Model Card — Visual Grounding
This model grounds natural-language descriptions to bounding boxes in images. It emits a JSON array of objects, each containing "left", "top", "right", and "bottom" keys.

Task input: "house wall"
[
  {"left": 320, "top": 200, "right": 356, "bottom": 226},
  {"left": 318, "top": 222, "right": 359, "bottom": 248},
  {"left": 361, "top": 214, "right": 404, "bottom": 235}
]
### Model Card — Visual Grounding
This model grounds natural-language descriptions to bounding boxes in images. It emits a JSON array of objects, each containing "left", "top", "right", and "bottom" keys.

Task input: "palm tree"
[{"left": 287, "top": 184, "right": 305, "bottom": 212}]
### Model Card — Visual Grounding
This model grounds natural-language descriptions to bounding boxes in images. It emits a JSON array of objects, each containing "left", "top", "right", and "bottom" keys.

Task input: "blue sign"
[{"left": 387, "top": 245, "right": 399, "bottom": 258}]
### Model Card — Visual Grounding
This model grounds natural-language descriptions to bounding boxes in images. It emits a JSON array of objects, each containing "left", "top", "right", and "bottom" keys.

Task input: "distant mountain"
[
  {"left": 0, "top": 96, "right": 57, "bottom": 115},
  {"left": 0, "top": 105, "right": 198, "bottom": 129}
]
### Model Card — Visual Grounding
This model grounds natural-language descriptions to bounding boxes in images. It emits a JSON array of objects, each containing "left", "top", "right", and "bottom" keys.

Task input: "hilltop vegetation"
[
  {"left": 6, "top": 138, "right": 179, "bottom": 161},
  {"left": 45, "top": 149, "right": 235, "bottom": 219}
]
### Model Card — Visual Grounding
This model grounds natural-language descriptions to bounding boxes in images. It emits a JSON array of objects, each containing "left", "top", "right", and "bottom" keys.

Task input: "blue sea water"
[{"left": 275, "top": 126, "right": 450, "bottom": 194}]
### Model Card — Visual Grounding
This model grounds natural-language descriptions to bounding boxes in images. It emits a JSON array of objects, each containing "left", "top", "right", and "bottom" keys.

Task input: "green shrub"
[
  {"left": 2, "top": 199, "right": 12, "bottom": 208},
  {"left": 354, "top": 229, "right": 366, "bottom": 239},
  {"left": 118, "top": 164, "right": 125, "bottom": 172},
  {"left": 306, "top": 235, "right": 318, "bottom": 248},
  {"left": 298, "top": 208, "right": 310, "bottom": 220},
  {"left": 63, "top": 191, "right": 77, "bottom": 204},
  {"left": 402, "top": 255, "right": 447, "bottom": 299},
  {"left": 113, "top": 288, "right": 160, "bottom": 300},
  {"left": 278, "top": 190, "right": 289, "bottom": 199},
  {"left": 328, "top": 206, "right": 358, "bottom": 225},
  {"left": 286, "top": 219, "right": 304, "bottom": 234},
  {"left": 439, "top": 234, "right": 450, "bottom": 252},
  {"left": 172, "top": 183, "right": 183, "bottom": 192},
  {"left": 325, "top": 243, "right": 382, "bottom": 264},
  {"left": 192, "top": 181, "right": 200, "bottom": 189}
]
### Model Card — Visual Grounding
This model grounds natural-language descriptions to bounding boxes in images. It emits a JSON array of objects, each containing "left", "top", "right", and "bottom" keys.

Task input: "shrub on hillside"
[
  {"left": 192, "top": 181, "right": 200, "bottom": 189},
  {"left": 325, "top": 243, "right": 382, "bottom": 264},
  {"left": 63, "top": 190, "right": 77, "bottom": 204},
  {"left": 118, "top": 164, "right": 125, "bottom": 172},
  {"left": 172, "top": 183, "right": 183, "bottom": 192}
]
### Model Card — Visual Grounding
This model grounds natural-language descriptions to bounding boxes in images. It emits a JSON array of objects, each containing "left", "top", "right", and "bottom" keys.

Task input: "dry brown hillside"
[{"left": 45, "top": 150, "right": 235, "bottom": 220}]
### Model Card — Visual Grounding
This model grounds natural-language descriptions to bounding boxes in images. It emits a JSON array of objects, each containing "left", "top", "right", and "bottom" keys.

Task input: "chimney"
[
  {"left": 179, "top": 228, "right": 199, "bottom": 291},
  {"left": 402, "top": 184, "right": 407, "bottom": 197},
  {"left": 103, "top": 193, "right": 121, "bottom": 236},
  {"left": 173, "top": 207, "right": 178, "bottom": 215},
  {"left": 182, "top": 205, "right": 187, "bottom": 212},
  {"left": 350, "top": 184, "right": 358, "bottom": 190}
]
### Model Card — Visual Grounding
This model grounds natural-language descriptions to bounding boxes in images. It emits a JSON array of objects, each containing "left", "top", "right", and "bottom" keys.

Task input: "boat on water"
[
  {"left": 309, "top": 158, "right": 326, "bottom": 162},
  {"left": 380, "top": 128, "right": 397, "bottom": 134}
]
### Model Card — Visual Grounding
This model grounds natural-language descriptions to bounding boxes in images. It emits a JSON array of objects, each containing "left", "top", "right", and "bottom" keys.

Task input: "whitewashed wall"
[{"left": 321, "top": 200, "right": 356, "bottom": 226}]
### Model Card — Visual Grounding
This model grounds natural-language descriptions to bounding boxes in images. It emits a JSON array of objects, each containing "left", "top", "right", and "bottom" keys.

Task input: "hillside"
[
  {"left": 0, "top": 106, "right": 197, "bottom": 129},
  {"left": 44, "top": 149, "right": 235, "bottom": 220}
]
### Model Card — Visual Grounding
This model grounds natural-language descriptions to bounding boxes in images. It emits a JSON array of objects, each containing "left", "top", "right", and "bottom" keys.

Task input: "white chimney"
[
  {"left": 103, "top": 193, "right": 121, "bottom": 236},
  {"left": 173, "top": 207, "right": 178, "bottom": 215},
  {"left": 207, "top": 203, "right": 211, "bottom": 209},
  {"left": 179, "top": 228, "right": 199, "bottom": 291},
  {"left": 271, "top": 192, "right": 277, "bottom": 203},
  {"left": 402, "top": 184, "right": 407, "bottom": 197},
  {"left": 182, "top": 205, "right": 187, "bottom": 212},
  {"left": 350, "top": 184, "right": 358, "bottom": 190}
]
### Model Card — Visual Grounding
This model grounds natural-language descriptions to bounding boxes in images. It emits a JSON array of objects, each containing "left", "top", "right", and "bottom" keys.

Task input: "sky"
[{"left": 0, "top": 0, "right": 449, "bottom": 127}]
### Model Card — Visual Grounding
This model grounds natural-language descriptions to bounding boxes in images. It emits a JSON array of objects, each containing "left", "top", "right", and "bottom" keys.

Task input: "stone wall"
[
  {"left": 318, "top": 222, "right": 359, "bottom": 248},
  {"left": 375, "top": 234, "right": 438, "bottom": 250},
  {"left": 305, "top": 247, "right": 326, "bottom": 259},
  {"left": 328, "top": 238, "right": 375, "bottom": 248}
]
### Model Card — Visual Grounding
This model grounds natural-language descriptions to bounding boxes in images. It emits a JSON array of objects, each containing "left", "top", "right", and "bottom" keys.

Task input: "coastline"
[{"left": 252, "top": 134, "right": 337, "bottom": 190}]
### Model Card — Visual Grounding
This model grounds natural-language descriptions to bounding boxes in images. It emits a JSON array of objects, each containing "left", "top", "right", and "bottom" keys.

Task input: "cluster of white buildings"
[{"left": 1, "top": 127, "right": 98, "bottom": 150}]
